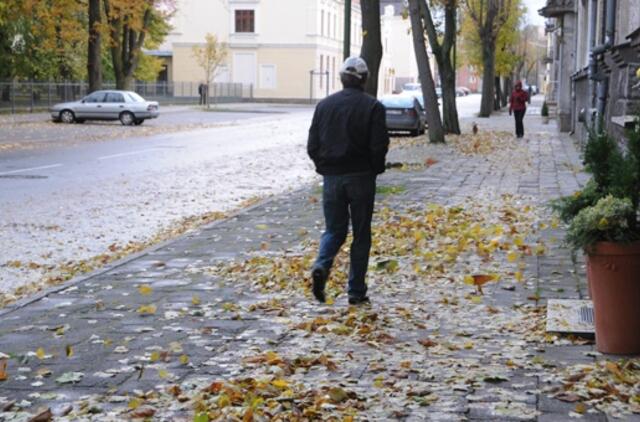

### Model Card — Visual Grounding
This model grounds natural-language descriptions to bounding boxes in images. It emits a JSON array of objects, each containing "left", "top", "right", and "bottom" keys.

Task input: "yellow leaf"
[
  {"left": 138, "top": 284, "right": 152, "bottom": 295},
  {"left": 179, "top": 354, "right": 189, "bottom": 365},
  {"left": 551, "top": 218, "right": 559, "bottom": 229},
  {"left": 137, "top": 304, "right": 157, "bottom": 315},
  {"left": 150, "top": 351, "right": 160, "bottom": 362},
  {"left": 191, "top": 295, "right": 201, "bottom": 306},
  {"left": 325, "top": 297, "right": 334, "bottom": 305},
  {"left": 514, "top": 271, "right": 524, "bottom": 282},
  {"left": 463, "top": 275, "right": 474, "bottom": 285},
  {"left": 218, "top": 393, "right": 230, "bottom": 408},
  {"left": 128, "top": 398, "right": 141, "bottom": 409},
  {"left": 255, "top": 224, "right": 269, "bottom": 230},
  {"left": 272, "top": 378, "right": 289, "bottom": 389},
  {"left": 66, "top": 345, "right": 73, "bottom": 358},
  {"left": 158, "top": 369, "right": 170, "bottom": 379},
  {"left": 535, "top": 244, "right": 546, "bottom": 255},
  {"left": 514, "top": 236, "right": 524, "bottom": 247},
  {"left": 507, "top": 251, "right": 519, "bottom": 263},
  {"left": 464, "top": 341, "right": 474, "bottom": 349},
  {"left": 470, "top": 295, "right": 483, "bottom": 304},
  {"left": 0, "top": 359, "right": 8, "bottom": 381},
  {"left": 36, "top": 347, "right": 46, "bottom": 360},
  {"left": 373, "top": 376, "right": 384, "bottom": 388},
  {"left": 575, "top": 402, "right": 587, "bottom": 414}
]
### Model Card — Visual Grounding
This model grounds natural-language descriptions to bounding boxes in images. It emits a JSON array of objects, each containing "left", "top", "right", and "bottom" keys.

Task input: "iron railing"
[{"left": 0, "top": 81, "right": 254, "bottom": 113}]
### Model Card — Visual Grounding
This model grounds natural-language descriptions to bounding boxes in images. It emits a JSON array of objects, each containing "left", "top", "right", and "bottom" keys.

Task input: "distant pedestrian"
[
  {"left": 509, "top": 80, "right": 529, "bottom": 138},
  {"left": 307, "top": 57, "right": 390, "bottom": 306},
  {"left": 527, "top": 85, "right": 533, "bottom": 104},
  {"left": 198, "top": 83, "right": 206, "bottom": 105}
]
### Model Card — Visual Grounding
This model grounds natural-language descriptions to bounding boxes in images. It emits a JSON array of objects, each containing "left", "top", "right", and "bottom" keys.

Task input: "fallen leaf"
[{"left": 138, "top": 285, "right": 152, "bottom": 295}]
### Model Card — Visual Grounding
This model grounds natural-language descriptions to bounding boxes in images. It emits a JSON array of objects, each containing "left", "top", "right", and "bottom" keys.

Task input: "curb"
[{"left": 0, "top": 189, "right": 308, "bottom": 318}]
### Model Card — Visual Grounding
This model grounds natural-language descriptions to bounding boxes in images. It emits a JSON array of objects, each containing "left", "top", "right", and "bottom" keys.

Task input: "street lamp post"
[{"left": 343, "top": 0, "right": 351, "bottom": 60}]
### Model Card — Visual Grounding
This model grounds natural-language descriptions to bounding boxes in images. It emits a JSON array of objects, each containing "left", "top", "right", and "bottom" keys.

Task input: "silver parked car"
[
  {"left": 380, "top": 95, "right": 426, "bottom": 136},
  {"left": 50, "top": 90, "right": 159, "bottom": 125}
]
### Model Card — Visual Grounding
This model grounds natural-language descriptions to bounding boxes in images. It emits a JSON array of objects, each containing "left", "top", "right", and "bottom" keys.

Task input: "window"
[
  {"left": 235, "top": 10, "right": 255, "bottom": 33},
  {"left": 321, "top": 10, "right": 324, "bottom": 36},
  {"left": 320, "top": 55, "right": 324, "bottom": 89},
  {"left": 105, "top": 92, "right": 125, "bottom": 103},
  {"left": 84, "top": 92, "right": 106, "bottom": 103}
]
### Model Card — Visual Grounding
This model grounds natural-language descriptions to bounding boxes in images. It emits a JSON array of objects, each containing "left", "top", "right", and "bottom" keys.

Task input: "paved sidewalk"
[{"left": 1, "top": 104, "right": 638, "bottom": 421}]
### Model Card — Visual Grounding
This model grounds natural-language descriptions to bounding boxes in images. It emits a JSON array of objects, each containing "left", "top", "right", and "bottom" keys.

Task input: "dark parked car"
[
  {"left": 50, "top": 90, "right": 159, "bottom": 126},
  {"left": 380, "top": 95, "right": 426, "bottom": 136}
]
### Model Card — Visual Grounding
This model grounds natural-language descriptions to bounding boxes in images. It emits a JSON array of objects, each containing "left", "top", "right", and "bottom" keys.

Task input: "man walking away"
[
  {"left": 307, "top": 57, "right": 390, "bottom": 305},
  {"left": 509, "top": 80, "right": 529, "bottom": 138}
]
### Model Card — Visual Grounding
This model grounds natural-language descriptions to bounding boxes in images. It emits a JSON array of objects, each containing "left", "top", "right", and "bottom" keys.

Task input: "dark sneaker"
[
  {"left": 311, "top": 267, "right": 327, "bottom": 303},
  {"left": 348, "top": 296, "right": 370, "bottom": 305}
]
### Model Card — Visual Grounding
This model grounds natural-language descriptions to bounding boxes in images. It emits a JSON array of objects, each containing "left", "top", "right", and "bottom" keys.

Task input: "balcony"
[{"left": 538, "top": 0, "right": 575, "bottom": 17}]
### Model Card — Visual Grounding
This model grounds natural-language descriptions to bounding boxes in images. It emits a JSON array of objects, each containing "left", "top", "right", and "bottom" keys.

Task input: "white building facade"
[{"left": 159, "top": 0, "right": 393, "bottom": 101}]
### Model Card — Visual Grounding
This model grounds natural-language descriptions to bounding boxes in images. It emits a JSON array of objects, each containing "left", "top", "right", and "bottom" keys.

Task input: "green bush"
[
  {"left": 566, "top": 195, "right": 636, "bottom": 251},
  {"left": 553, "top": 115, "right": 640, "bottom": 250},
  {"left": 541, "top": 101, "right": 549, "bottom": 117}
]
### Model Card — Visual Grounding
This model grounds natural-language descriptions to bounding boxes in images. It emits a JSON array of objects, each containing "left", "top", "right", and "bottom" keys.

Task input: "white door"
[
  {"left": 259, "top": 64, "right": 276, "bottom": 90},
  {"left": 232, "top": 53, "right": 257, "bottom": 86}
]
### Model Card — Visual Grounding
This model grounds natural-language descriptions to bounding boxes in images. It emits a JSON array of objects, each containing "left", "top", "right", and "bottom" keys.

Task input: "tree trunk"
[
  {"left": 501, "top": 77, "right": 510, "bottom": 107},
  {"left": 479, "top": 43, "right": 496, "bottom": 117},
  {"left": 494, "top": 76, "right": 501, "bottom": 110},
  {"left": 420, "top": 0, "right": 460, "bottom": 134},
  {"left": 360, "top": 0, "right": 382, "bottom": 97},
  {"left": 87, "top": 0, "right": 102, "bottom": 92},
  {"left": 408, "top": 0, "right": 444, "bottom": 143}
]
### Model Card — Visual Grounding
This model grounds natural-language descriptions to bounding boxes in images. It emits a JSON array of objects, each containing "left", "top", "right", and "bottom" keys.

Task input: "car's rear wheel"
[
  {"left": 119, "top": 111, "right": 135, "bottom": 126},
  {"left": 60, "top": 110, "right": 75, "bottom": 124},
  {"left": 134, "top": 119, "right": 145, "bottom": 126}
]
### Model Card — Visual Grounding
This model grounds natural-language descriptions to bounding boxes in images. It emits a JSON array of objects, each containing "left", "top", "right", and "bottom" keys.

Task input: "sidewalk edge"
[{"left": 0, "top": 190, "right": 302, "bottom": 318}]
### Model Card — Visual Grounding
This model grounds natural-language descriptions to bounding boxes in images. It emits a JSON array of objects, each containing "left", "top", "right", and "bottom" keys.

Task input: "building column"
[{"left": 557, "top": 12, "right": 577, "bottom": 132}]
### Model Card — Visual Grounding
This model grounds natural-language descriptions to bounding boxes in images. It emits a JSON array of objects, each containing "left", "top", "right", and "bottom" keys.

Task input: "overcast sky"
[{"left": 524, "top": 0, "right": 547, "bottom": 26}]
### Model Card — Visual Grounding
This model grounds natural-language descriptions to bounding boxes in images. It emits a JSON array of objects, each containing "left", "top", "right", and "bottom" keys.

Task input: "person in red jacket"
[{"left": 509, "top": 81, "right": 529, "bottom": 138}]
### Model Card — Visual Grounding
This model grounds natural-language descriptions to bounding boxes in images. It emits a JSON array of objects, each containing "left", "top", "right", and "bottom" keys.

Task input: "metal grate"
[{"left": 580, "top": 306, "right": 594, "bottom": 325}]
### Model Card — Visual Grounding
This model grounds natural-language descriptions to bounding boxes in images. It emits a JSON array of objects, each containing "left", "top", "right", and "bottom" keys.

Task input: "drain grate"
[
  {"left": 546, "top": 299, "right": 595, "bottom": 335},
  {"left": 580, "top": 306, "right": 594, "bottom": 325},
  {"left": 0, "top": 174, "right": 48, "bottom": 179}
]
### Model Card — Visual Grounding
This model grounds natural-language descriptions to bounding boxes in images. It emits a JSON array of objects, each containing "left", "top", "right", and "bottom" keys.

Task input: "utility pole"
[{"left": 343, "top": 0, "right": 351, "bottom": 59}]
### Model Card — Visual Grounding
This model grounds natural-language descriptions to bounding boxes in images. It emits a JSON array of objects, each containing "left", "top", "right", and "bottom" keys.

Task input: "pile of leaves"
[{"left": 549, "top": 359, "right": 640, "bottom": 418}]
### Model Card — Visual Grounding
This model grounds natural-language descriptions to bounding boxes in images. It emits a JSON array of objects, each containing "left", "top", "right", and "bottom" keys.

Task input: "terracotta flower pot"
[{"left": 587, "top": 241, "right": 640, "bottom": 354}]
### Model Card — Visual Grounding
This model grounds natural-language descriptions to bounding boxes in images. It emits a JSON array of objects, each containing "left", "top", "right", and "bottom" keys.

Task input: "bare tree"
[
  {"left": 360, "top": 0, "right": 382, "bottom": 97},
  {"left": 419, "top": 0, "right": 460, "bottom": 134},
  {"left": 464, "top": 0, "right": 512, "bottom": 117},
  {"left": 408, "top": 0, "right": 445, "bottom": 143},
  {"left": 192, "top": 33, "right": 228, "bottom": 108}
]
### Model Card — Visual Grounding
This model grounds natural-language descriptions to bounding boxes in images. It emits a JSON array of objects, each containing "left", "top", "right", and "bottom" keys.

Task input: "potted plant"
[
  {"left": 541, "top": 101, "right": 549, "bottom": 124},
  {"left": 553, "top": 117, "right": 640, "bottom": 354}
]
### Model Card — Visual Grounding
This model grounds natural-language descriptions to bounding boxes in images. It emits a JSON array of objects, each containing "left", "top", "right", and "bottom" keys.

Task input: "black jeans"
[
  {"left": 314, "top": 172, "right": 376, "bottom": 299},
  {"left": 514, "top": 110, "right": 525, "bottom": 137}
]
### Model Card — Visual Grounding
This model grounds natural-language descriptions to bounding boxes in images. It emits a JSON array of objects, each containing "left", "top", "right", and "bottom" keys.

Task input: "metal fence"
[{"left": 0, "top": 81, "right": 254, "bottom": 113}]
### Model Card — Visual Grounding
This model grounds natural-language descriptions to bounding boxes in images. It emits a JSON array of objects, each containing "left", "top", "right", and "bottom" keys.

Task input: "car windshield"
[
  {"left": 403, "top": 83, "right": 421, "bottom": 91},
  {"left": 381, "top": 96, "right": 415, "bottom": 108},
  {"left": 126, "top": 92, "right": 145, "bottom": 102},
  {"left": 380, "top": 96, "right": 414, "bottom": 108}
]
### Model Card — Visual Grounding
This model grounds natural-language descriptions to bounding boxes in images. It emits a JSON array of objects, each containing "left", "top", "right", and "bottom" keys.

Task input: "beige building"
[{"left": 159, "top": 0, "right": 387, "bottom": 101}]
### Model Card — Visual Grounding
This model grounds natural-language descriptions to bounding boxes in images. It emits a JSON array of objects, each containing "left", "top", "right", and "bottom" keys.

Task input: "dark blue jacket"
[{"left": 307, "top": 87, "right": 389, "bottom": 175}]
